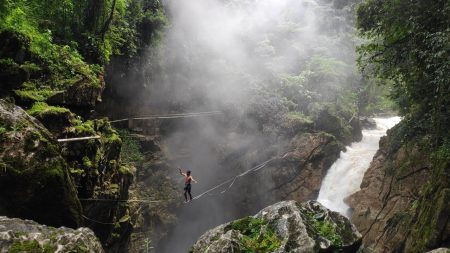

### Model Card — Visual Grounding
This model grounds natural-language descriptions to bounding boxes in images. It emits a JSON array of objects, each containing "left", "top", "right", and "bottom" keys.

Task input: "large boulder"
[
  {"left": 0, "top": 99, "right": 82, "bottom": 228},
  {"left": 191, "top": 200, "right": 362, "bottom": 253},
  {"left": 0, "top": 216, "right": 104, "bottom": 252}
]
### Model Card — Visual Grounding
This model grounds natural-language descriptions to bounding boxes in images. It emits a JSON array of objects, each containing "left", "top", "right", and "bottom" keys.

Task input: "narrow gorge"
[{"left": 0, "top": 0, "right": 449, "bottom": 252}]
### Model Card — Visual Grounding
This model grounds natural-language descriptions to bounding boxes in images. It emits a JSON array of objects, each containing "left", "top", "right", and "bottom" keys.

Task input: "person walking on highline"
[{"left": 179, "top": 168, "right": 197, "bottom": 203}]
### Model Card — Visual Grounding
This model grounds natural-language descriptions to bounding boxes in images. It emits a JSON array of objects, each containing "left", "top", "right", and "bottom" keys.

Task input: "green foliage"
[
  {"left": 356, "top": 0, "right": 450, "bottom": 142},
  {"left": 228, "top": 217, "right": 281, "bottom": 253},
  {"left": 302, "top": 209, "right": 343, "bottom": 249},
  {"left": 118, "top": 129, "right": 144, "bottom": 165},
  {"left": 280, "top": 111, "right": 313, "bottom": 136},
  {"left": 0, "top": 0, "right": 167, "bottom": 108},
  {"left": 358, "top": 77, "right": 397, "bottom": 115},
  {"left": 0, "top": 126, "right": 7, "bottom": 137},
  {"left": 312, "top": 219, "right": 343, "bottom": 248},
  {"left": 8, "top": 240, "right": 56, "bottom": 253}
]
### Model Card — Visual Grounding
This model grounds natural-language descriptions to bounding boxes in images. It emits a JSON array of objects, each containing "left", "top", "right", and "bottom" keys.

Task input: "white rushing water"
[{"left": 317, "top": 117, "right": 401, "bottom": 217}]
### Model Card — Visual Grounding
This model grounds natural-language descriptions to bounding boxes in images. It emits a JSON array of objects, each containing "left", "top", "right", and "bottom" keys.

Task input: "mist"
[{"left": 130, "top": 0, "right": 360, "bottom": 252}]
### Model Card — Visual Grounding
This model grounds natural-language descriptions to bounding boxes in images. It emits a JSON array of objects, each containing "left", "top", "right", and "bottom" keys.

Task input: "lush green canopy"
[{"left": 357, "top": 0, "right": 450, "bottom": 142}]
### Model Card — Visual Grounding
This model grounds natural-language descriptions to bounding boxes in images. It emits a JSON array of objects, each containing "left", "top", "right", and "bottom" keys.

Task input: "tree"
[{"left": 356, "top": 0, "right": 450, "bottom": 143}]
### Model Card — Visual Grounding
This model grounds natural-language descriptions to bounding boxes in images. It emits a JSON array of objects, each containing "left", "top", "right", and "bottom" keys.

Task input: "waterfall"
[{"left": 317, "top": 117, "right": 401, "bottom": 217}]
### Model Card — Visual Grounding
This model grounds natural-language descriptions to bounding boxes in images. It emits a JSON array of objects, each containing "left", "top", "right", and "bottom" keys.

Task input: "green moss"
[
  {"left": 118, "top": 129, "right": 143, "bottom": 165},
  {"left": 118, "top": 165, "right": 133, "bottom": 176},
  {"left": 8, "top": 240, "right": 55, "bottom": 253},
  {"left": 71, "top": 120, "right": 96, "bottom": 136},
  {"left": 0, "top": 126, "right": 7, "bottom": 137},
  {"left": 42, "top": 243, "right": 57, "bottom": 253},
  {"left": 302, "top": 210, "right": 343, "bottom": 249},
  {"left": 313, "top": 220, "right": 343, "bottom": 248},
  {"left": 82, "top": 156, "right": 93, "bottom": 168},
  {"left": 109, "top": 184, "right": 120, "bottom": 194},
  {"left": 14, "top": 87, "right": 58, "bottom": 101},
  {"left": 69, "top": 168, "right": 85, "bottom": 176},
  {"left": 227, "top": 217, "right": 281, "bottom": 253},
  {"left": 280, "top": 111, "right": 314, "bottom": 135},
  {"left": 27, "top": 102, "right": 70, "bottom": 117}
]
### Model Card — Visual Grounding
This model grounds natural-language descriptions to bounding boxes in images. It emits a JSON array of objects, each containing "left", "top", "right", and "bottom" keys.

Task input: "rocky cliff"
[
  {"left": 347, "top": 122, "right": 450, "bottom": 252},
  {"left": 0, "top": 99, "right": 82, "bottom": 228},
  {"left": 191, "top": 200, "right": 362, "bottom": 253},
  {"left": 0, "top": 98, "right": 133, "bottom": 252}
]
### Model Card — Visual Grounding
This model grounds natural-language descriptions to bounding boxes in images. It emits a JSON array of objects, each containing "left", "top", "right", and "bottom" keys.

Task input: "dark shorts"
[{"left": 184, "top": 184, "right": 191, "bottom": 192}]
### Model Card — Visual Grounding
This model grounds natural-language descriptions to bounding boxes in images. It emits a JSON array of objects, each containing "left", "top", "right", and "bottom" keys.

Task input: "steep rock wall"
[{"left": 347, "top": 122, "right": 450, "bottom": 252}]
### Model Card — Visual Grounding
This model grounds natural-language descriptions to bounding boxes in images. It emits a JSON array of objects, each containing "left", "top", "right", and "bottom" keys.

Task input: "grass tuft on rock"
[{"left": 228, "top": 216, "right": 281, "bottom": 253}]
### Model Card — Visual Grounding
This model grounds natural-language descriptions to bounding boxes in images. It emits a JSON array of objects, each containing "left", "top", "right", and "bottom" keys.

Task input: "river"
[{"left": 317, "top": 117, "right": 401, "bottom": 217}]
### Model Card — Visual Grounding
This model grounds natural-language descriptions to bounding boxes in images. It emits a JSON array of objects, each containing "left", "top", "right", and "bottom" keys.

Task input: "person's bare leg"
[
  {"left": 188, "top": 190, "right": 192, "bottom": 201},
  {"left": 184, "top": 191, "right": 188, "bottom": 202}
]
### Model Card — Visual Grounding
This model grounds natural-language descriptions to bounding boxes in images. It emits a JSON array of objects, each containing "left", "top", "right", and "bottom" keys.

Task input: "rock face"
[
  {"left": 0, "top": 216, "right": 104, "bottom": 253},
  {"left": 191, "top": 200, "right": 362, "bottom": 253},
  {"left": 0, "top": 99, "right": 82, "bottom": 228},
  {"left": 347, "top": 122, "right": 450, "bottom": 252},
  {"left": 359, "top": 117, "right": 376, "bottom": 130},
  {"left": 270, "top": 132, "right": 343, "bottom": 202},
  {"left": 47, "top": 77, "right": 105, "bottom": 108}
]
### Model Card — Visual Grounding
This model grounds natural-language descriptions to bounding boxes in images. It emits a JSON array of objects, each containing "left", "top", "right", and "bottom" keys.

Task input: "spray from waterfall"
[{"left": 317, "top": 117, "right": 401, "bottom": 217}]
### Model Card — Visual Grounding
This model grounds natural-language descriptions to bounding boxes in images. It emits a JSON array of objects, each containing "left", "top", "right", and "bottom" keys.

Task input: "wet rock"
[
  {"left": 191, "top": 200, "right": 362, "bottom": 253},
  {"left": 349, "top": 116, "right": 362, "bottom": 142},
  {"left": 359, "top": 117, "right": 376, "bottom": 129},
  {"left": 0, "top": 99, "right": 82, "bottom": 228},
  {"left": 0, "top": 216, "right": 104, "bottom": 253}
]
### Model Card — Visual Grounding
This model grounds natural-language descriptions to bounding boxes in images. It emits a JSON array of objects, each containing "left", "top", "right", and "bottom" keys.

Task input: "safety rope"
[
  {"left": 109, "top": 111, "right": 223, "bottom": 123},
  {"left": 57, "top": 136, "right": 101, "bottom": 142},
  {"left": 78, "top": 151, "right": 291, "bottom": 225},
  {"left": 192, "top": 154, "right": 284, "bottom": 200},
  {"left": 79, "top": 198, "right": 173, "bottom": 203},
  {"left": 78, "top": 151, "right": 289, "bottom": 204}
]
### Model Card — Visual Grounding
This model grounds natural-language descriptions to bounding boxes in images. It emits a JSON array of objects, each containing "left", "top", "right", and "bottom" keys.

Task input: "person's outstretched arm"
[
  {"left": 191, "top": 176, "right": 198, "bottom": 183},
  {"left": 178, "top": 168, "right": 187, "bottom": 177}
]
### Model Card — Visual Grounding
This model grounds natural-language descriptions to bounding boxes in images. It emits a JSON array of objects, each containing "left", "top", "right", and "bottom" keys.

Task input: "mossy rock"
[
  {"left": 27, "top": 102, "right": 75, "bottom": 135},
  {"left": 0, "top": 216, "right": 104, "bottom": 253},
  {"left": 314, "top": 106, "right": 353, "bottom": 145},
  {"left": 0, "top": 99, "right": 82, "bottom": 228},
  {"left": 191, "top": 200, "right": 362, "bottom": 253},
  {"left": 0, "top": 29, "right": 104, "bottom": 107}
]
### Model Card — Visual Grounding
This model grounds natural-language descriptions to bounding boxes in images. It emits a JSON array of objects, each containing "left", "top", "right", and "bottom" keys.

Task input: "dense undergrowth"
[{"left": 0, "top": 0, "right": 166, "bottom": 108}]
